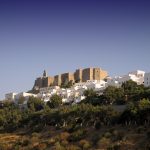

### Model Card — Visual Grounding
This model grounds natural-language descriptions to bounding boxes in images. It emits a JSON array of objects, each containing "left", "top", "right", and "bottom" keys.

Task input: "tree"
[
  {"left": 122, "top": 80, "right": 145, "bottom": 102},
  {"left": 18, "top": 96, "right": 25, "bottom": 104},
  {"left": 138, "top": 98, "right": 150, "bottom": 110},
  {"left": 47, "top": 94, "right": 62, "bottom": 108},
  {"left": 119, "top": 102, "right": 138, "bottom": 125},
  {"left": 0, "top": 103, "right": 22, "bottom": 131},
  {"left": 3, "top": 100, "right": 15, "bottom": 108},
  {"left": 114, "top": 88, "right": 125, "bottom": 104},
  {"left": 27, "top": 97, "right": 44, "bottom": 111},
  {"left": 122, "top": 80, "right": 138, "bottom": 93},
  {"left": 138, "top": 99, "right": 150, "bottom": 125},
  {"left": 84, "top": 89, "right": 97, "bottom": 99},
  {"left": 81, "top": 89, "right": 99, "bottom": 105},
  {"left": 103, "top": 86, "right": 116, "bottom": 104},
  {"left": 61, "top": 80, "right": 74, "bottom": 88},
  {"left": 103, "top": 86, "right": 124, "bottom": 104},
  {"left": 140, "top": 87, "right": 150, "bottom": 100}
]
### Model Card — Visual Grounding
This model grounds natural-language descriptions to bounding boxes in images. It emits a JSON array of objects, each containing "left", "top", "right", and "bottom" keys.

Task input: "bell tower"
[{"left": 43, "top": 70, "right": 47, "bottom": 77}]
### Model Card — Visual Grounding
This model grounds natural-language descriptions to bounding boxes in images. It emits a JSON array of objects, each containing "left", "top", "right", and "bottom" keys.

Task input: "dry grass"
[
  {"left": 0, "top": 134, "right": 20, "bottom": 144},
  {"left": 0, "top": 125, "right": 149, "bottom": 150}
]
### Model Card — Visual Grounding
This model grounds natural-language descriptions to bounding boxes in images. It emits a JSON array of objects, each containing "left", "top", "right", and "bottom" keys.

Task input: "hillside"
[
  {"left": 0, "top": 81, "right": 150, "bottom": 150},
  {"left": 0, "top": 124, "right": 149, "bottom": 150}
]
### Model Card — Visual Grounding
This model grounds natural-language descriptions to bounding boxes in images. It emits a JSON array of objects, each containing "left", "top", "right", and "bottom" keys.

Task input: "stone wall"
[{"left": 33, "top": 68, "right": 108, "bottom": 89}]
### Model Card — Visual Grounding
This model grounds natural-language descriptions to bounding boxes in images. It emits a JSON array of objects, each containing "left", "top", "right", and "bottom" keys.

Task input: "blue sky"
[{"left": 0, "top": 0, "right": 150, "bottom": 99}]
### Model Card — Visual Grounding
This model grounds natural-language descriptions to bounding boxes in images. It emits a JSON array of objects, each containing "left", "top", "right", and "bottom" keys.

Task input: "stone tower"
[{"left": 43, "top": 70, "right": 47, "bottom": 77}]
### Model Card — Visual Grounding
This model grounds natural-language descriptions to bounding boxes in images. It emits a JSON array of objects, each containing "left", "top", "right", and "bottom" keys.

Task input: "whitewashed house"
[{"left": 144, "top": 72, "right": 150, "bottom": 87}]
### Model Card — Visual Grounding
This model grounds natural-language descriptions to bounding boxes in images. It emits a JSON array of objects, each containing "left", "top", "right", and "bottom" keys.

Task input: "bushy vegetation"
[
  {"left": 47, "top": 94, "right": 62, "bottom": 108},
  {"left": 82, "top": 80, "right": 150, "bottom": 105},
  {"left": 0, "top": 80, "right": 150, "bottom": 149}
]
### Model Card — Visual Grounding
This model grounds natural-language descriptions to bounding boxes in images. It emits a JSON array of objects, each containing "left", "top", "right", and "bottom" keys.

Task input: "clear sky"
[{"left": 0, "top": 0, "right": 150, "bottom": 99}]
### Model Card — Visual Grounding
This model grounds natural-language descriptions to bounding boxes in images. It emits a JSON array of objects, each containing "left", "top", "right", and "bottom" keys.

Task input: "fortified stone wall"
[
  {"left": 33, "top": 68, "right": 108, "bottom": 89},
  {"left": 74, "top": 69, "right": 82, "bottom": 82},
  {"left": 82, "top": 68, "right": 93, "bottom": 82},
  {"left": 53, "top": 75, "right": 61, "bottom": 86},
  {"left": 61, "top": 73, "right": 74, "bottom": 85}
]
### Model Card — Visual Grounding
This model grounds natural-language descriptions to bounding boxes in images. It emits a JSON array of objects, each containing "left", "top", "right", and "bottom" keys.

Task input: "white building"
[
  {"left": 14, "top": 92, "right": 37, "bottom": 100},
  {"left": 74, "top": 80, "right": 107, "bottom": 90},
  {"left": 5, "top": 92, "right": 37, "bottom": 105},
  {"left": 5, "top": 70, "right": 145, "bottom": 105},
  {"left": 40, "top": 86, "right": 60, "bottom": 95},
  {"left": 127, "top": 70, "right": 145, "bottom": 85},
  {"left": 128, "top": 70, "right": 145, "bottom": 78},
  {"left": 106, "top": 77, "right": 120, "bottom": 87},
  {"left": 144, "top": 72, "right": 150, "bottom": 87},
  {"left": 37, "top": 86, "right": 60, "bottom": 102},
  {"left": 14, "top": 92, "right": 37, "bottom": 103},
  {"left": 5, "top": 93, "right": 18, "bottom": 101},
  {"left": 37, "top": 80, "right": 107, "bottom": 103},
  {"left": 107, "top": 70, "right": 145, "bottom": 87}
]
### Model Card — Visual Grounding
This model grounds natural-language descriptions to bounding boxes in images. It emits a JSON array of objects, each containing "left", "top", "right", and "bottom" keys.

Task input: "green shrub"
[
  {"left": 15, "top": 137, "right": 30, "bottom": 147},
  {"left": 47, "top": 138, "right": 56, "bottom": 145},
  {"left": 104, "top": 132, "right": 112, "bottom": 138},
  {"left": 31, "top": 132, "right": 40, "bottom": 138},
  {"left": 60, "top": 132, "right": 70, "bottom": 141},
  {"left": 112, "top": 130, "right": 124, "bottom": 141},
  {"left": 61, "top": 140, "right": 68, "bottom": 146},
  {"left": 0, "top": 143, "right": 8, "bottom": 150},
  {"left": 31, "top": 124, "right": 43, "bottom": 133},
  {"left": 33, "top": 143, "right": 47, "bottom": 150},
  {"left": 79, "top": 139, "right": 91, "bottom": 149},
  {"left": 69, "top": 129, "right": 86, "bottom": 142},
  {"left": 54, "top": 141, "right": 65, "bottom": 150},
  {"left": 67, "top": 124, "right": 81, "bottom": 133},
  {"left": 13, "top": 145, "right": 21, "bottom": 150},
  {"left": 97, "top": 137, "right": 111, "bottom": 149}
]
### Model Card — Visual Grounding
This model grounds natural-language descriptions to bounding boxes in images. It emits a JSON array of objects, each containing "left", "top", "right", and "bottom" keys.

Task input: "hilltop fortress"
[{"left": 33, "top": 67, "right": 108, "bottom": 90}]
